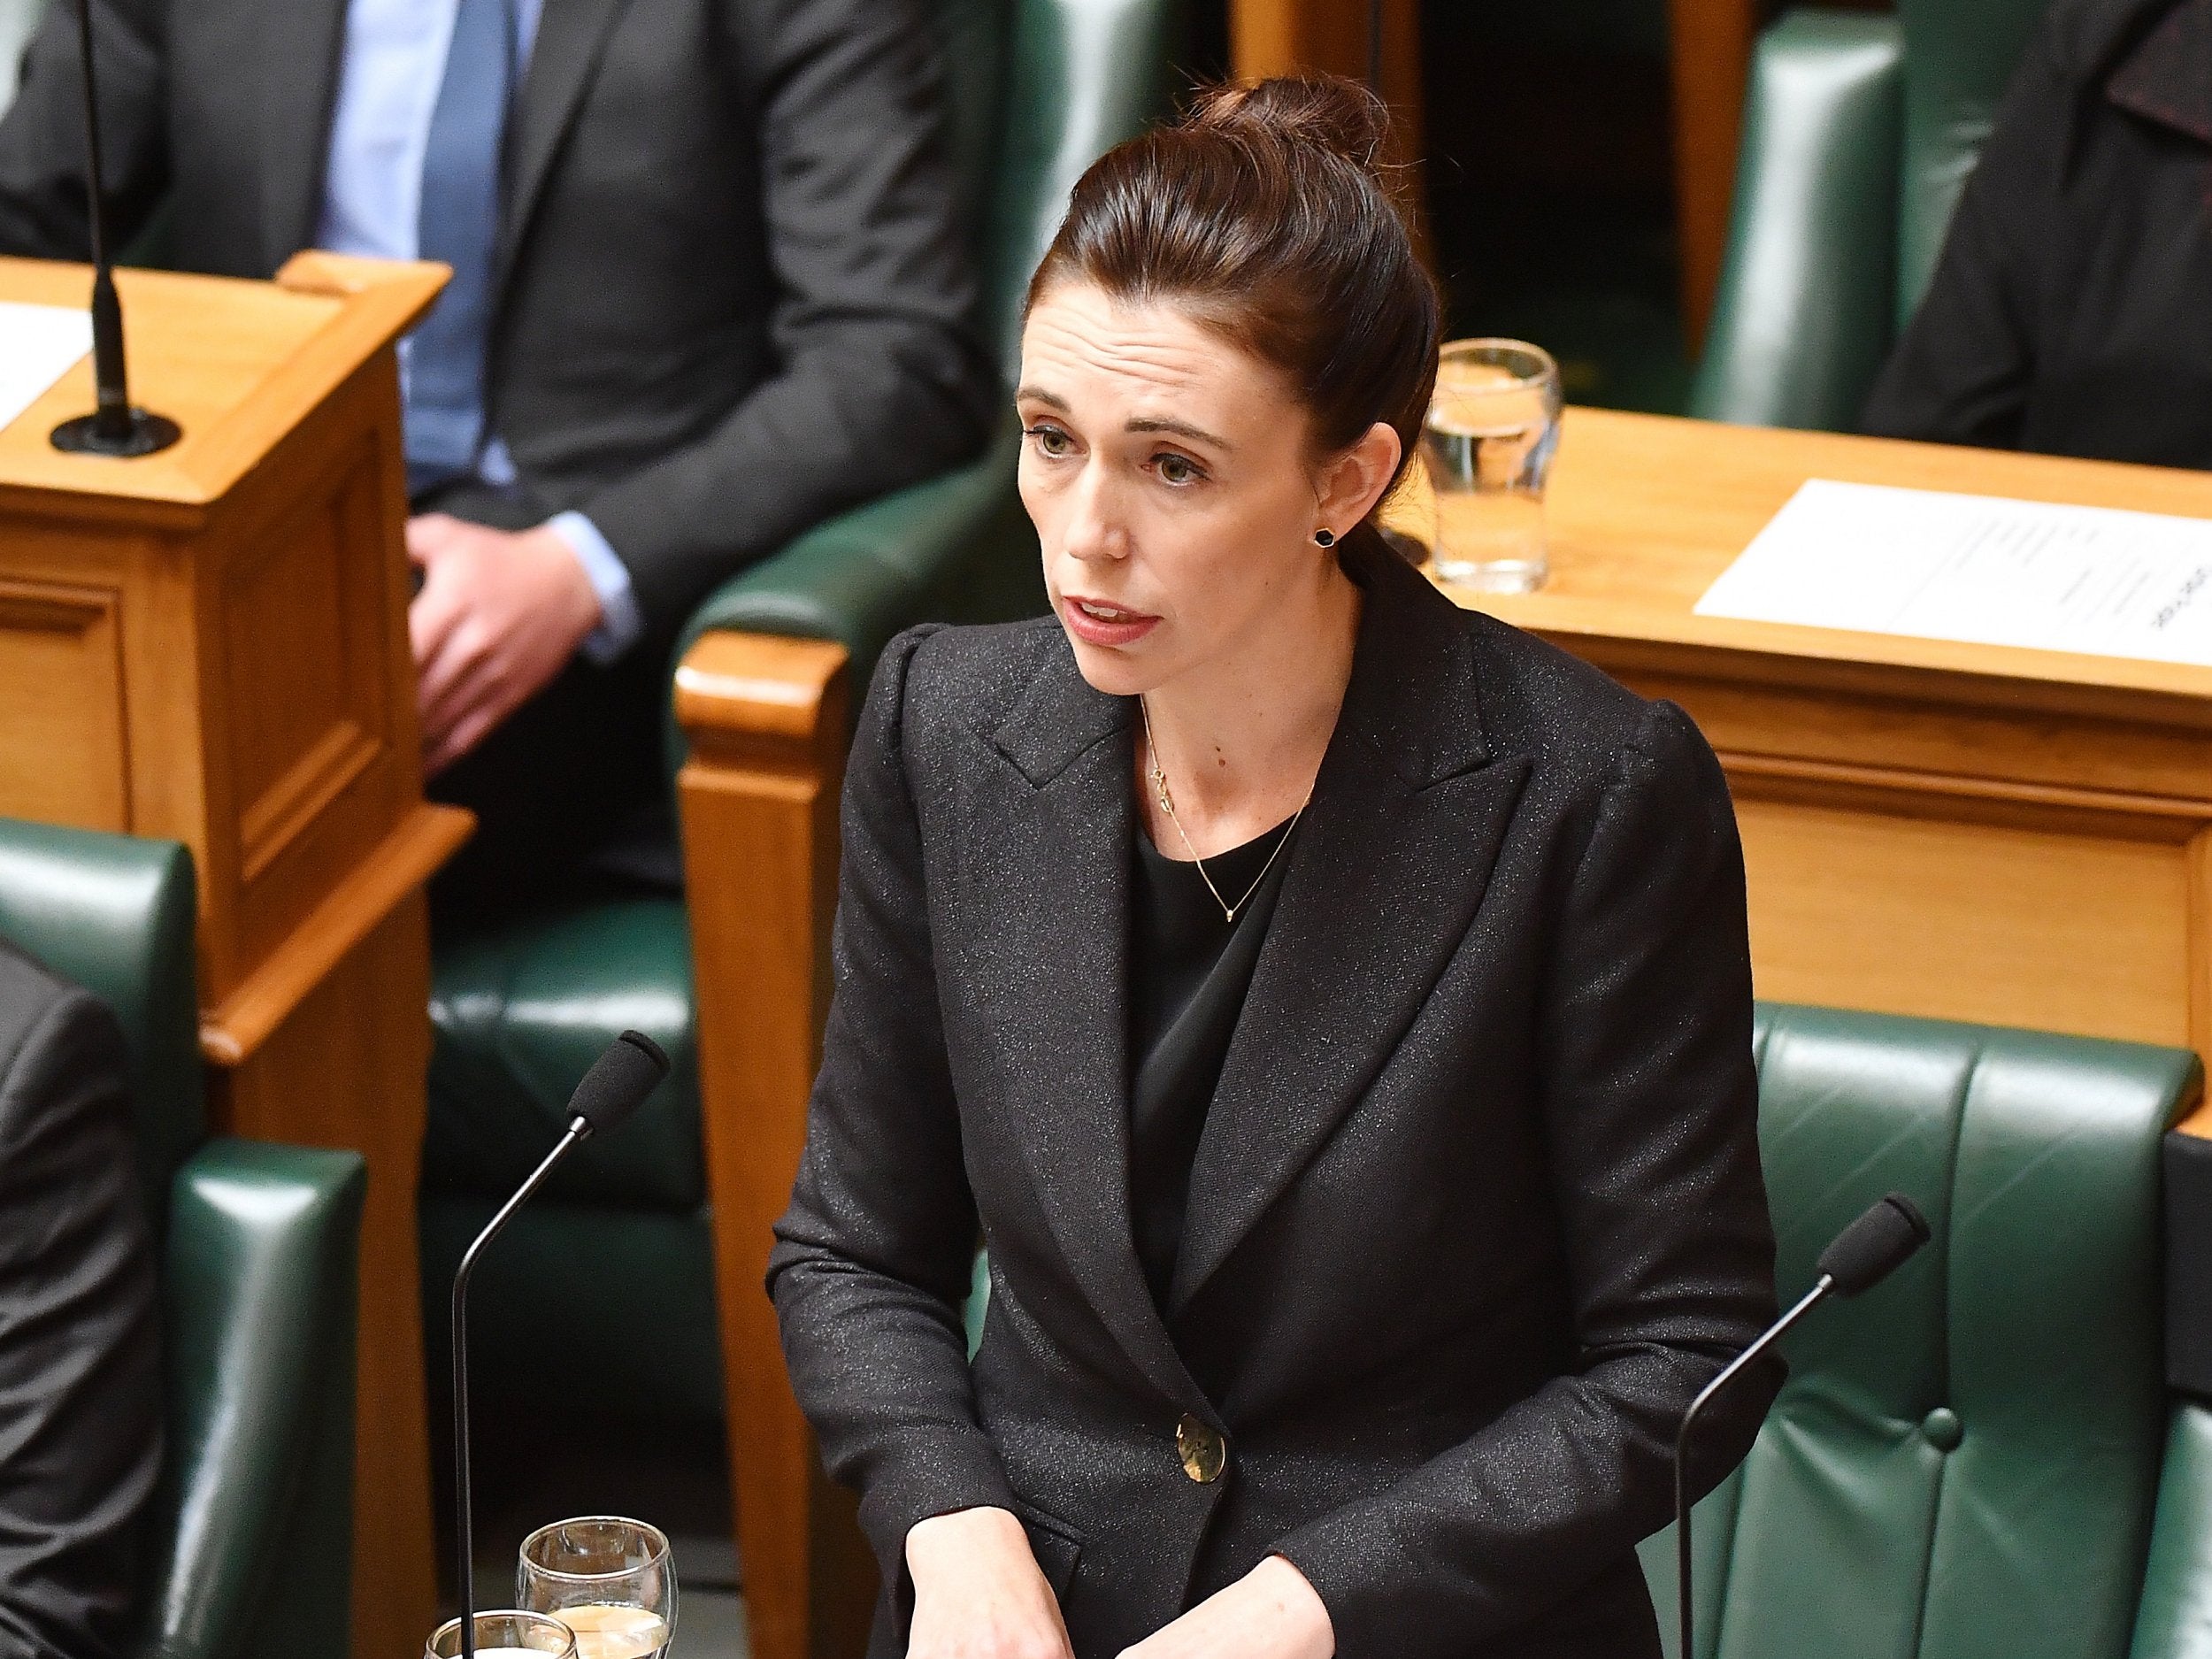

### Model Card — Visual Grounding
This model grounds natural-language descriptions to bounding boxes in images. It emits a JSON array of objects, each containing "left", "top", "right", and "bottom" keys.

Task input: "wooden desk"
[
  {"left": 0, "top": 253, "right": 464, "bottom": 1657},
  {"left": 1394, "top": 407, "right": 2212, "bottom": 1067}
]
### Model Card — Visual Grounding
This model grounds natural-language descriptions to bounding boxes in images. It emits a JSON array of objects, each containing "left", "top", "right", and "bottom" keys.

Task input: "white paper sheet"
[
  {"left": 1694, "top": 478, "right": 2212, "bottom": 666},
  {"left": 0, "top": 302, "right": 93, "bottom": 435}
]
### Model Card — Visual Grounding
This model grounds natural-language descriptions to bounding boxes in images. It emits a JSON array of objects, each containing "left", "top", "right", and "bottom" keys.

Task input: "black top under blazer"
[{"left": 768, "top": 540, "right": 1782, "bottom": 1659}]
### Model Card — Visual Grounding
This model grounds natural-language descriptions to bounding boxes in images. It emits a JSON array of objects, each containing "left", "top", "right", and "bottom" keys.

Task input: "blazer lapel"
[
  {"left": 257, "top": 0, "right": 349, "bottom": 270},
  {"left": 496, "top": 0, "right": 634, "bottom": 296},
  {"left": 977, "top": 652, "right": 1209, "bottom": 1411},
  {"left": 1169, "top": 552, "right": 1532, "bottom": 1312}
]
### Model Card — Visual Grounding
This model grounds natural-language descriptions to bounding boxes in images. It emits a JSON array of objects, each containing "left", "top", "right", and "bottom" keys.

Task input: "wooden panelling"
[
  {"left": 208, "top": 895, "right": 440, "bottom": 1659},
  {"left": 1668, "top": 0, "right": 1763, "bottom": 349},
  {"left": 0, "top": 580, "right": 127, "bottom": 830},
  {"left": 200, "top": 803, "right": 472, "bottom": 1066},
  {"left": 220, "top": 447, "right": 388, "bottom": 885},
  {"left": 1736, "top": 794, "right": 2194, "bottom": 1047},
  {"left": 1226, "top": 0, "right": 1429, "bottom": 257},
  {"left": 211, "top": 388, "right": 415, "bottom": 1002}
]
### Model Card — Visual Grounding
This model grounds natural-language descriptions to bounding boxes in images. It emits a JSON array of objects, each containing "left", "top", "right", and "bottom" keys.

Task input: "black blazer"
[
  {"left": 0, "top": 943, "right": 160, "bottom": 1659},
  {"left": 769, "top": 542, "right": 1781, "bottom": 1659},
  {"left": 0, "top": 0, "right": 992, "bottom": 636}
]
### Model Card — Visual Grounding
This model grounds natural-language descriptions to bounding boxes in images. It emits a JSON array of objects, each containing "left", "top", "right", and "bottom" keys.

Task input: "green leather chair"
[
  {"left": 1689, "top": 0, "right": 2054, "bottom": 432},
  {"left": 1639, "top": 1002, "right": 2212, "bottom": 1659},
  {"left": 420, "top": 0, "right": 1178, "bottom": 1425},
  {"left": 0, "top": 0, "right": 42, "bottom": 111},
  {"left": 0, "top": 818, "right": 366, "bottom": 1659}
]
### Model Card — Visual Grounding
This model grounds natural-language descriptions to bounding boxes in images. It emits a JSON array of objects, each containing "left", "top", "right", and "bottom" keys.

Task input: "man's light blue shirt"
[{"left": 316, "top": 0, "right": 643, "bottom": 664}]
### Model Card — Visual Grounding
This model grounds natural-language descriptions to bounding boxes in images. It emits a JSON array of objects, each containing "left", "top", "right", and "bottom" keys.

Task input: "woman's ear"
[{"left": 1315, "top": 422, "right": 1405, "bottom": 535}]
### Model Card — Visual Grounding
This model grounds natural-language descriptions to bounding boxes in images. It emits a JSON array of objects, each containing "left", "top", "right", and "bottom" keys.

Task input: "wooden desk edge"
[{"left": 199, "top": 803, "right": 472, "bottom": 1065}]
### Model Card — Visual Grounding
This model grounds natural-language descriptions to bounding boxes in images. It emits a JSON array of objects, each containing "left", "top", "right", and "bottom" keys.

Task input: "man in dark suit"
[
  {"left": 0, "top": 941, "right": 162, "bottom": 1659},
  {"left": 0, "top": 0, "right": 995, "bottom": 910},
  {"left": 1863, "top": 0, "right": 2212, "bottom": 470}
]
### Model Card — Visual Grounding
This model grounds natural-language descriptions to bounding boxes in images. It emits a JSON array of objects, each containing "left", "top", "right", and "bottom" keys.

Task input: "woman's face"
[{"left": 1016, "top": 280, "right": 1394, "bottom": 698}]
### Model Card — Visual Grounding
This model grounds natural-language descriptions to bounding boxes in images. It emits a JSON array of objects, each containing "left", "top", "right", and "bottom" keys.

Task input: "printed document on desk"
[
  {"left": 1696, "top": 478, "right": 2212, "bottom": 666},
  {"left": 0, "top": 303, "right": 91, "bottom": 434}
]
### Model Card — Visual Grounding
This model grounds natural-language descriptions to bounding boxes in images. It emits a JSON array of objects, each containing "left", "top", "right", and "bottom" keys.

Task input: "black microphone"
[
  {"left": 449, "top": 1030, "right": 669, "bottom": 1659},
  {"left": 48, "top": 0, "right": 179, "bottom": 457},
  {"left": 1673, "top": 1194, "right": 1930, "bottom": 1659}
]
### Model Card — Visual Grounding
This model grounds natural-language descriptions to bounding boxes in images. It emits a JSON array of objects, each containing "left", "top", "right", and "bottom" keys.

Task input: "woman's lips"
[{"left": 1059, "top": 594, "right": 1160, "bottom": 648}]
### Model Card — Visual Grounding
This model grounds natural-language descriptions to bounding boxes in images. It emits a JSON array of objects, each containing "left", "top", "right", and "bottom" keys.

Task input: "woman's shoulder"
[
  {"left": 1436, "top": 590, "right": 1718, "bottom": 800},
  {"left": 865, "top": 615, "right": 1081, "bottom": 756},
  {"left": 1370, "top": 547, "right": 1683, "bottom": 775}
]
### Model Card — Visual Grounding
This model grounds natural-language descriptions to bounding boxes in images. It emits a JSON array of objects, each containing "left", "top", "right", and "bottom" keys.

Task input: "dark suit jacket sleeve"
[
  {"left": 1273, "top": 703, "right": 1781, "bottom": 1656},
  {"left": 768, "top": 627, "right": 1019, "bottom": 1592},
  {"left": 0, "top": 985, "right": 162, "bottom": 1659},
  {"left": 1858, "top": 12, "right": 2067, "bottom": 449},
  {"left": 575, "top": 0, "right": 997, "bottom": 634},
  {"left": 0, "top": 0, "right": 171, "bottom": 259}
]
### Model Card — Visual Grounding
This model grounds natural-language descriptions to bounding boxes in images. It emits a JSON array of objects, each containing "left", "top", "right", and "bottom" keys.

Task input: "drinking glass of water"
[
  {"left": 1421, "top": 338, "right": 1563, "bottom": 593},
  {"left": 518, "top": 1517, "right": 677, "bottom": 1659},
  {"left": 425, "top": 1609, "right": 578, "bottom": 1658}
]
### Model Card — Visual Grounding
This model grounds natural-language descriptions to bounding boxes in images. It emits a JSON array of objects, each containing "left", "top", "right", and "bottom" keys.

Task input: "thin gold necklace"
[{"left": 1138, "top": 695, "right": 1307, "bottom": 925}]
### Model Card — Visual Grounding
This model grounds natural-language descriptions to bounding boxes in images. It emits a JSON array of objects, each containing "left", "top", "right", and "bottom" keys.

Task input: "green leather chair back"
[
  {"left": 0, "top": 0, "right": 42, "bottom": 111},
  {"left": 0, "top": 818, "right": 365, "bottom": 1659},
  {"left": 1641, "top": 1003, "right": 2200, "bottom": 1659},
  {"left": 974, "top": 0, "right": 1181, "bottom": 373},
  {"left": 1690, "top": 0, "right": 2053, "bottom": 431},
  {"left": 1894, "top": 0, "right": 2055, "bottom": 325},
  {"left": 0, "top": 817, "right": 202, "bottom": 1226}
]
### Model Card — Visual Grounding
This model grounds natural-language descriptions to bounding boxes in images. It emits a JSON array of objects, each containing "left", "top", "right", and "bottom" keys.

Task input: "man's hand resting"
[
  {"left": 407, "top": 513, "right": 603, "bottom": 775},
  {"left": 905, "top": 1506, "right": 1074, "bottom": 1659},
  {"left": 1116, "top": 1556, "right": 1334, "bottom": 1659}
]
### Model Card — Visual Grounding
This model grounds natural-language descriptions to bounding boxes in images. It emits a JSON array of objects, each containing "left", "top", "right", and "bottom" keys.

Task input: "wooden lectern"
[{"left": 0, "top": 252, "right": 465, "bottom": 1658}]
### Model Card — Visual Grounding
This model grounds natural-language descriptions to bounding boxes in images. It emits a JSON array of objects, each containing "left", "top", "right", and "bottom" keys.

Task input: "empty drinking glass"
[{"left": 1421, "top": 338, "right": 1563, "bottom": 593}]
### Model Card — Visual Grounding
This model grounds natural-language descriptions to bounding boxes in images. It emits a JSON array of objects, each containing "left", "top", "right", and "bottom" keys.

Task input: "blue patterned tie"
[{"left": 410, "top": 0, "right": 518, "bottom": 491}]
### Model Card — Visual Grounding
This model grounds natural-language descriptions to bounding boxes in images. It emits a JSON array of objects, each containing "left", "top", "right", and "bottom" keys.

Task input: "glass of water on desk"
[
  {"left": 1422, "top": 338, "right": 1563, "bottom": 593},
  {"left": 519, "top": 1517, "right": 677, "bottom": 1659}
]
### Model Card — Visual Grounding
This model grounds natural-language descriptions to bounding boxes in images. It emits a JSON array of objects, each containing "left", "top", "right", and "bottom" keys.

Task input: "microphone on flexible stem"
[
  {"left": 49, "top": 0, "right": 179, "bottom": 457},
  {"left": 1673, "top": 1193, "right": 1931, "bottom": 1659},
  {"left": 449, "top": 1030, "right": 670, "bottom": 1659}
]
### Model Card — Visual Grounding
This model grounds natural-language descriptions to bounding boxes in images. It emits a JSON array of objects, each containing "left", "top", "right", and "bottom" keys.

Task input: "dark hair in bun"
[{"left": 1027, "top": 75, "right": 1440, "bottom": 556}]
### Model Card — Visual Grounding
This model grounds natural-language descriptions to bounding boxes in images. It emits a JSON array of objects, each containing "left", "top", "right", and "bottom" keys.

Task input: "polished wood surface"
[
  {"left": 0, "top": 254, "right": 455, "bottom": 1656},
  {"left": 1667, "top": 0, "right": 1761, "bottom": 348},
  {"left": 675, "top": 634, "right": 872, "bottom": 1659},
  {"left": 1392, "top": 407, "right": 2212, "bottom": 1074},
  {"left": 1226, "top": 0, "right": 1427, "bottom": 255}
]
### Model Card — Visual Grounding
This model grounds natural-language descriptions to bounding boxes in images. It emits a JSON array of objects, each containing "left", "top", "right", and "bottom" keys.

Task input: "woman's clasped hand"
[{"left": 905, "top": 1508, "right": 1334, "bottom": 1659}]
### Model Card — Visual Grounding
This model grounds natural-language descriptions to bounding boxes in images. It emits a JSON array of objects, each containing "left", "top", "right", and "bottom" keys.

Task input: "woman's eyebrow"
[
  {"left": 1127, "top": 416, "right": 1232, "bottom": 450},
  {"left": 1014, "top": 385, "right": 1071, "bottom": 410}
]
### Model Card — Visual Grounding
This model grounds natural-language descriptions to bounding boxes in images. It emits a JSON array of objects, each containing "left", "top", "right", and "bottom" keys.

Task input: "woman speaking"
[{"left": 768, "top": 78, "right": 1779, "bottom": 1659}]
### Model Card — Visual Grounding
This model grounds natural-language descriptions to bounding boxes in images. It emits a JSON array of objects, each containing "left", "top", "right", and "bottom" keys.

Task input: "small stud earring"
[{"left": 1313, "top": 527, "right": 1336, "bottom": 548}]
